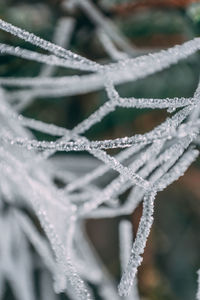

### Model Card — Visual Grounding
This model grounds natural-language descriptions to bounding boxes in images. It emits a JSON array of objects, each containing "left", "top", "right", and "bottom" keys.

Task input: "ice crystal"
[{"left": 0, "top": 1, "right": 200, "bottom": 298}]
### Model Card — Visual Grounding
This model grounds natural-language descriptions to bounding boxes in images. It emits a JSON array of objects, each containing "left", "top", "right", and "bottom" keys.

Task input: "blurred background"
[{"left": 0, "top": 0, "right": 200, "bottom": 299}]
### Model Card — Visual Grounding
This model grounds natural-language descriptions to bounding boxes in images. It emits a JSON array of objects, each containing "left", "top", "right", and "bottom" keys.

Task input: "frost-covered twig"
[
  {"left": 0, "top": 14, "right": 199, "bottom": 300},
  {"left": 197, "top": 270, "right": 200, "bottom": 300}
]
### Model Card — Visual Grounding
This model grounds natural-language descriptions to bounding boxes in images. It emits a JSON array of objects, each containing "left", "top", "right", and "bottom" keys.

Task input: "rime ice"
[{"left": 0, "top": 3, "right": 200, "bottom": 299}]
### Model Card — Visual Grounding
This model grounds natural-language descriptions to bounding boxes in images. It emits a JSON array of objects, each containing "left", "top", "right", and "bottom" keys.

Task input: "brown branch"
[{"left": 113, "top": 0, "right": 198, "bottom": 15}]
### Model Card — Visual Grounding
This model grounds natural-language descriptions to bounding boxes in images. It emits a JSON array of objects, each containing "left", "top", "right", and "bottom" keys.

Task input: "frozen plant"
[{"left": 0, "top": 1, "right": 200, "bottom": 299}]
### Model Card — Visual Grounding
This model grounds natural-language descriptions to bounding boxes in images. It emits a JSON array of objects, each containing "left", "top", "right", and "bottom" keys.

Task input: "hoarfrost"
[{"left": 0, "top": 3, "right": 199, "bottom": 298}]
